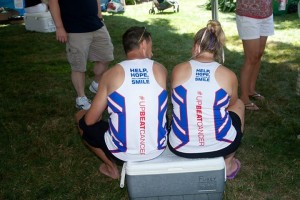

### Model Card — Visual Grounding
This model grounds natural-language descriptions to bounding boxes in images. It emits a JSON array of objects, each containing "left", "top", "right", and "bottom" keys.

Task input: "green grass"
[{"left": 0, "top": 1, "right": 300, "bottom": 199}]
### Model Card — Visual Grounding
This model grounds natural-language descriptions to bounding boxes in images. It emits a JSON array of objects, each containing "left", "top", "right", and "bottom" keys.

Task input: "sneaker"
[
  {"left": 76, "top": 96, "right": 91, "bottom": 110},
  {"left": 89, "top": 81, "right": 98, "bottom": 94}
]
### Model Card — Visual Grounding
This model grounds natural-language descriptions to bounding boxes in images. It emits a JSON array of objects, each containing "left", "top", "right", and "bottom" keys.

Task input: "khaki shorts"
[
  {"left": 66, "top": 26, "right": 114, "bottom": 72},
  {"left": 236, "top": 14, "right": 274, "bottom": 40}
]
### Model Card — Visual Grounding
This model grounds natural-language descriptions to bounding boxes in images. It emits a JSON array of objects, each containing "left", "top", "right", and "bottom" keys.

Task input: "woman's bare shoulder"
[
  {"left": 171, "top": 61, "right": 191, "bottom": 88},
  {"left": 216, "top": 65, "right": 237, "bottom": 79}
]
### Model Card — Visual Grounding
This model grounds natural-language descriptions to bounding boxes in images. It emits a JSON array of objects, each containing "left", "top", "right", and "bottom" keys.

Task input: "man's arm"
[
  {"left": 153, "top": 62, "right": 168, "bottom": 90},
  {"left": 85, "top": 65, "right": 124, "bottom": 125},
  {"left": 48, "top": 0, "right": 68, "bottom": 43}
]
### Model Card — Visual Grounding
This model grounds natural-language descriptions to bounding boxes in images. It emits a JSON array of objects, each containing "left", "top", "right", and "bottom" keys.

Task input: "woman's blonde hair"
[{"left": 193, "top": 20, "right": 226, "bottom": 63}]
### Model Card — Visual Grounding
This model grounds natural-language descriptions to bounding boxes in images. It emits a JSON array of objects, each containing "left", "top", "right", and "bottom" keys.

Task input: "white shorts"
[{"left": 236, "top": 15, "right": 274, "bottom": 40}]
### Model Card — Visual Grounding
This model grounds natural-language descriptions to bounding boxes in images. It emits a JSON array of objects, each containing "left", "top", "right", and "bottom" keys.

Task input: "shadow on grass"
[{"left": 273, "top": 12, "right": 300, "bottom": 30}]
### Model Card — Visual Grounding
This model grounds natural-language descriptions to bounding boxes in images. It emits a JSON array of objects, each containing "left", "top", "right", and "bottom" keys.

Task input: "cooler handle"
[{"left": 120, "top": 162, "right": 126, "bottom": 188}]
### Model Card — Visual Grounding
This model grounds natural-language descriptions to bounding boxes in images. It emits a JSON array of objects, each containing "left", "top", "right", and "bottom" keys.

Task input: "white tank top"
[
  {"left": 169, "top": 60, "right": 237, "bottom": 153},
  {"left": 104, "top": 58, "right": 168, "bottom": 161}
]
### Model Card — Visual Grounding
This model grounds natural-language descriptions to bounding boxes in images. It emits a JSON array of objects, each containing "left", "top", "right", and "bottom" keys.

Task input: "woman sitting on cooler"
[{"left": 168, "top": 20, "right": 245, "bottom": 180}]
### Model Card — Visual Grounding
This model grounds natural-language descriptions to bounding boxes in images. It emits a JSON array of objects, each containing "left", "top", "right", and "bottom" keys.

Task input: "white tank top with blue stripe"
[
  {"left": 169, "top": 60, "right": 237, "bottom": 153},
  {"left": 104, "top": 58, "right": 168, "bottom": 161}
]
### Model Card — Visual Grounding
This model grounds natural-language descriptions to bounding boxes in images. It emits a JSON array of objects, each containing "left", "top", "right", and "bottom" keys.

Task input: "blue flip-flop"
[{"left": 227, "top": 159, "right": 241, "bottom": 180}]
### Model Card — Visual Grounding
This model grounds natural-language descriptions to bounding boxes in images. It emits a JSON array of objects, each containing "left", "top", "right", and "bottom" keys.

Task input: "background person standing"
[
  {"left": 49, "top": 0, "right": 114, "bottom": 110},
  {"left": 236, "top": 0, "right": 275, "bottom": 110}
]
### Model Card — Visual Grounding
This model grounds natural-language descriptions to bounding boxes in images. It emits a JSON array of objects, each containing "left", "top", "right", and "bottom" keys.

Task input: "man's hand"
[{"left": 55, "top": 27, "right": 68, "bottom": 43}]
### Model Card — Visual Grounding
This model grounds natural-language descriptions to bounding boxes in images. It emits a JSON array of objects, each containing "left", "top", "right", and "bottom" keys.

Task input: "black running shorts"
[
  {"left": 168, "top": 111, "right": 243, "bottom": 158},
  {"left": 79, "top": 117, "right": 123, "bottom": 164}
]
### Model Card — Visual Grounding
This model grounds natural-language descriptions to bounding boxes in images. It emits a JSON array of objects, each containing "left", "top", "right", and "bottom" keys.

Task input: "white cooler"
[
  {"left": 24, "top": 11, "right": 56, "bottom": 33},
  {"left": 120, "top": 148, "right": 226, "bottom": 200}
]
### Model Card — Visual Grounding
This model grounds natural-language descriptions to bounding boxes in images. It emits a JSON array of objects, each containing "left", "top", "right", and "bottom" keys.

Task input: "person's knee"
[
  {"left": 71, "top": 66, "right": 86, "bottom": 73},
  {"left": 258, "top": 50, "right": 264, "bottom": 60},
  {"left": 94, "top": 61, "right": 110, "bottom": 68},
  {"left": 93, "top": 61, "right": 109, "bottom": 75},
  {"left": 235, "top": 99, "right": 244, "bottom": 108},
  {"left": 229, "top": 99, "right": 245, "bottom": 119},
  {"left": 235, "top": 99, "right": 245, "bottom": 115},
  {"left": 245, "top": 54, "right": 260, "bottom": 65},
  {"left": 75, "top": 110, "right": 87, "bottom": 124},
  {"left": 233, "top": 99, "right": 245, "bottom": 131}
]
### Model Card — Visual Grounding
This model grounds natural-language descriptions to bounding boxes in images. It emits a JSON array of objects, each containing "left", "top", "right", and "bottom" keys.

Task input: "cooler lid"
[
  {"left": 125, "top": 149, "right": 225, "bottom": 176},
  {"left": 24, "top": 11, "right": 51, "bottom": 18}
]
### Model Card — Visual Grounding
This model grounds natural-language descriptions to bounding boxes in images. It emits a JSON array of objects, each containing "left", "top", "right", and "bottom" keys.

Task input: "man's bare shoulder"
[
  {"left": 152, "top": 61, "right": 167, "bottom": 89},
  {"left": 101, "top": 64, "right": 124, "bottom": 93},
  {"left": 103, "top": 64, "right": 124, "bottom": 79}
]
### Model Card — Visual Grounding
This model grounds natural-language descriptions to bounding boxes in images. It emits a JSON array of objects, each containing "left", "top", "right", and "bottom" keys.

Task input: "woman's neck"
[{"left": 193, "top": 52, "right": 214, "bottom": 62}]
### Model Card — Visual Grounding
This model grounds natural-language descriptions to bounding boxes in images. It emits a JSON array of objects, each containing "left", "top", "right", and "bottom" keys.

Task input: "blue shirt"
[{"left": 58, "top": 0, "right": 103, "bottom": 33}]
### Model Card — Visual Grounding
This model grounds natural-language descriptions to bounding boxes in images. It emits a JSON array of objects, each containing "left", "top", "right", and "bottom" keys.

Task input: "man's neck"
[{"left": 127, "top": 50, "right": 148, "bottom": 60}]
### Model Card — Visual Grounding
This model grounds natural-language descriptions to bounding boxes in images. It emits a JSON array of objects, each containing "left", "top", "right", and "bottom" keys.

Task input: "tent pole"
[{"left": 212, "top": 0, "right": 218, "bottom": 20}]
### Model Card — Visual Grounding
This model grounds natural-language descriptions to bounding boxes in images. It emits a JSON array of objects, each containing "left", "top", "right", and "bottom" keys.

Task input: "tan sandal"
[
  {"left": 245, "top": 102, "right": 259, "bottom": 111},
  {"left": 249, "top": 93, "right": 265, "bottom": 101}
]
